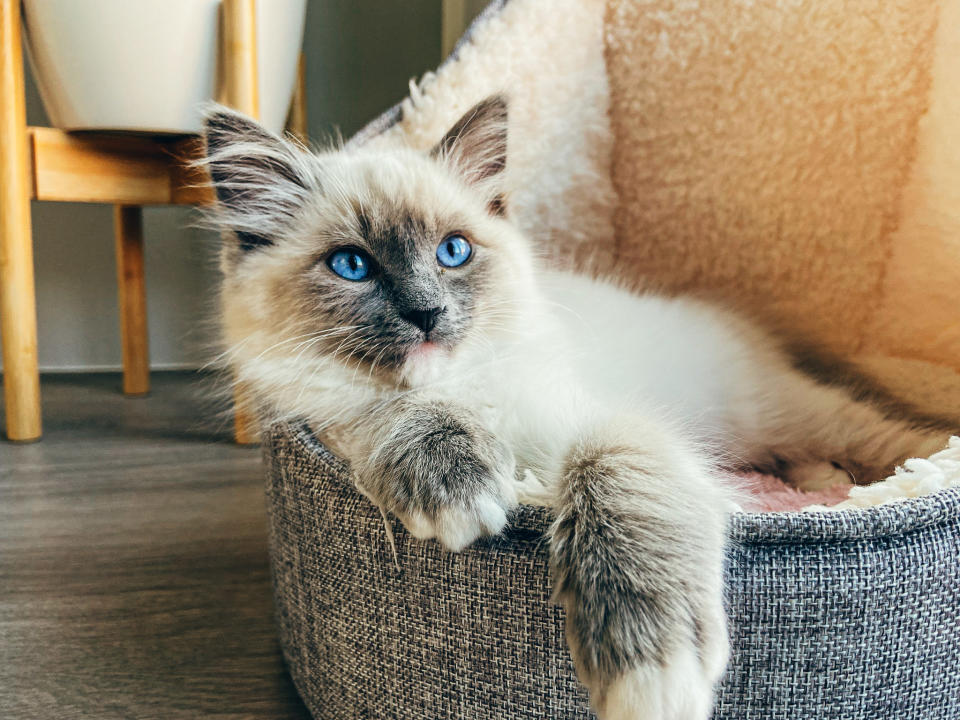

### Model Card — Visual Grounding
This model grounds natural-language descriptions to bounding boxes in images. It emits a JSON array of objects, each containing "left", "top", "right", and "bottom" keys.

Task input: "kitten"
[{"left": 201, "top": 97, "right": 950, "bottom": 719}]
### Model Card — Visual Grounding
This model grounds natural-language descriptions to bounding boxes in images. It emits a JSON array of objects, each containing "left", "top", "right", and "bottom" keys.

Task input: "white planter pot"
[{"left": 22, "top": 0, "right": 307, "bottom": 135}]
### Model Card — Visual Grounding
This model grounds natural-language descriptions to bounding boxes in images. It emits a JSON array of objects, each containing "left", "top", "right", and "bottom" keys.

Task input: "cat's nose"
[{"left": 401, "top": 306, "right": 445, "bottom": 333}]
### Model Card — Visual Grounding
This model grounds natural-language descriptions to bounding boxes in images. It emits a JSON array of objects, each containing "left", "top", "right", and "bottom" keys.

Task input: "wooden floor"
[{"left": 0, "top": 372, "right": 311, "bottom": 720}]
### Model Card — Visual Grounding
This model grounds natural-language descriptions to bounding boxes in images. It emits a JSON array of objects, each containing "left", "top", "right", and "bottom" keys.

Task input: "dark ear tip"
[
  {"left": 201, "top": 103, "right": 272, "bottom": 152},
  {"left": 202, "top": 105, "right": 241, "bottom": 150},
  {"left": 431, "top": 93, "right": 509, "bottom": 184},
  {"left": 201, "top": 102, "right": 241, "bottom": 130},
  {"left": 486, "top": 93, "right": 508, "bottom": 111},
  {"left": 476, "top": 94, "right": 508, "bottom": 123}
]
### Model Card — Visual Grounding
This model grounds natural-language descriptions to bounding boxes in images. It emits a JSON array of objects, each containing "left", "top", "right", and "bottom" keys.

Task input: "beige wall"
[
  {"left": 442, "top": 0, "right": 489, "bottom": 56},
  {"left": 11, "top": 0, "right": 441, "bottom": 371}
]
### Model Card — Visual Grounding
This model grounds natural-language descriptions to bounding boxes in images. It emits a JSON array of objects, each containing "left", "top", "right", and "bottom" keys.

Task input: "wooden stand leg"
[
  {"left": 232, "top": 385, "right": 258, "bottom": 445},
  {"left": 285, "top": 53, "right": 307, "bottom": 143},
  {"left": 113, "top": 206, "right": 150, "bottom": 396},
  {"left": 0, "top": 0, "right": 42, "bottom": 442},
  {"left": 222, "top": 0, "right": 260, "bottom": 117},
  {"left": 223, "top": 0, "right": 261, "bottom": 444}
]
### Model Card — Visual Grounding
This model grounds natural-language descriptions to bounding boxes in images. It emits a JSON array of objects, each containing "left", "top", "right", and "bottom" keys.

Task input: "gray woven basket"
[{"left": 263, "top": 422, "right": 960, "bottom": 720}]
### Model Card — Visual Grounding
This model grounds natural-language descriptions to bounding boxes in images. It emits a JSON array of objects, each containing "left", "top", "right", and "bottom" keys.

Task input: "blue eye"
[
  {"left": 437, "top": 234, "right": 472, "bottom": 268},
  {"left": 327, "top": 248, "right": 371, "bottom": 281}
]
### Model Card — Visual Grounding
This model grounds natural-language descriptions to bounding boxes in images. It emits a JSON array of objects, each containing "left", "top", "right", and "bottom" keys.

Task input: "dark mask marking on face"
[{"left": 298, "top": 203, "right": 485, "bottom": 379}]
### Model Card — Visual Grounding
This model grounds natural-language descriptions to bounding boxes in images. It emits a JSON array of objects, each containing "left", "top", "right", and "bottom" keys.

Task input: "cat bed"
[
  {"left": 264, "top": 423, "right": 960, "bottom": 719},
  {"left": 261, "top": 0, "right": 960, "bottom": 717}
]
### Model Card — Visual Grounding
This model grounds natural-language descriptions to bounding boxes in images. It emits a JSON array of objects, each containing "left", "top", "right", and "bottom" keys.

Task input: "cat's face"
[{"left": 204, "top": 97, "right": 535, "bottom": 390}]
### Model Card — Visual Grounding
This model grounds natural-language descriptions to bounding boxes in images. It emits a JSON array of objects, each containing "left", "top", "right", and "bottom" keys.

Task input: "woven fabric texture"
[{"left": 264, "top": 422, "right": 960, "bottom": 720}]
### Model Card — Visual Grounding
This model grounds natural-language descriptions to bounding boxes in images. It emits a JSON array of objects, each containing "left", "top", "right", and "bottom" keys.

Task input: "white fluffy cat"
[{"left": 201, "top": 96, "right": 950, "bottom": 719}]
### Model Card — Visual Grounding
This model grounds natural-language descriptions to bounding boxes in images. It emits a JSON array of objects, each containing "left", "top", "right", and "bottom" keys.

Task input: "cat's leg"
[
  {"left": 550, "top": 417, "right": 729, "bottom": 720},
  {"left": 781, "top": 461, "right": 853, "bottom": 492},
  {"left": 742, "top": 364, "right": 953, "bottom": 486},
  {"left": 351, "top": 397, "right": 518, "bottom": 551}
]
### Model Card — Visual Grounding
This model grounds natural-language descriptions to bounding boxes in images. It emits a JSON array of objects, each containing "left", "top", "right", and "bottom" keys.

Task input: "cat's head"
[{"left": 203, "top": 96, "right": 535, "bottom": 398}]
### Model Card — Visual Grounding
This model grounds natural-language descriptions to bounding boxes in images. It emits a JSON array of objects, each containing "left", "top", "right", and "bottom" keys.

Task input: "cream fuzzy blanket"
[{"left": 356, "top": 0, "right": 960, "bottom": 511}]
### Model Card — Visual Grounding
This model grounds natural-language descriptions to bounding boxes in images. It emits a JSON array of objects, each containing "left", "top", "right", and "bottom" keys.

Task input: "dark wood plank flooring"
[{"left": 0, "top": 372, "right": 311, "bottom": 719}]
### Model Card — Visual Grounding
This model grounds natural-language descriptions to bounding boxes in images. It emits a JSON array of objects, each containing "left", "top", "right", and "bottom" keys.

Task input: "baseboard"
[{"left": 30, "top": 363, "right": 201, "bottom": 374}]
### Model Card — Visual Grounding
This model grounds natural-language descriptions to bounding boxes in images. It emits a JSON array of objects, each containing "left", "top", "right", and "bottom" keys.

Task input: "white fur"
[
  {"left": 206, "top": 101, "right": 952, "bottom": 720},
  {"left": 221, "top": 224, "right": 943, "bottom": 720},
  {"left": 229, "top": 252, "right": 946, "bottom": 498},
  {"left": 362, "top": 0, "right": 616, "bottom": 270},
  {"left": 352, "top": 268, "right": 931, "bottom": 487},
  {"left": 599, "top": 643, "right": 721, "bottom": 720},
  {"left": 398, "top": 456, "right": 518, "bottom": 552}
]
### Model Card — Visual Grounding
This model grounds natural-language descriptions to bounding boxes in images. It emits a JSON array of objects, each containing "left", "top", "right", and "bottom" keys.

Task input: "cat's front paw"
[
  {"left": 361, "top": 404, "right": 518, "bottom": 551},
  {"left": 551, "top": 436, "right": 729, "bottom": 719},
  {"left": 401, "top": 480, "right": 514, "bottom": 552},
  {"left": 594, "top": 600, "right": 728, "bottom": 720},
  {"left": 561, "top": 581, "right": 728, "bottom": 720}
]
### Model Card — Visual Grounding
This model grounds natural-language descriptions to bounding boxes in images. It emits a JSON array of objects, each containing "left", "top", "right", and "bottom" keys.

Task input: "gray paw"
[
  {"left": 361, "top": 403, "right": 517, "bottom": 551},
  {"left": 551, "top": 437, "right": 729, "bottom": 719},
  {"left": 553, "top": 521, "right": 728, "bottom": 720},
  {"left": 598, "top": 633, "right": 727, "bottom": 720}
]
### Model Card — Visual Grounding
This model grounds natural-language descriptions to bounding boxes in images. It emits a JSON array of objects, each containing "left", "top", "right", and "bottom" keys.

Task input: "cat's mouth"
[
  {"left": 344, "top": 321, "right": 466, "bottom": 383},
  {"left": 340, "top": 333, "right": 453, "bottom": 381},
  {"left": 407, "top": 340, "right": 442, "bottom": 359},
  {"left": 400, "top": 339, "right": 450, "bottom": 386}
]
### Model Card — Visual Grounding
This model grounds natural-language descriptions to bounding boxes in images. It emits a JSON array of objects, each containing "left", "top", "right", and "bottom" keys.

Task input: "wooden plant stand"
[{"left": 0, "top": 0, "right": 306, "bottom": 442}]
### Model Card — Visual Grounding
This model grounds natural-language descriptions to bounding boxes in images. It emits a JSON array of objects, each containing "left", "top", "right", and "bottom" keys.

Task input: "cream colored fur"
[
  {"left": 204, "top": 0, "right": 960, "bottom": 715},
  {"left": 206, "top": 112, "right": 953, "bottom": 720}
]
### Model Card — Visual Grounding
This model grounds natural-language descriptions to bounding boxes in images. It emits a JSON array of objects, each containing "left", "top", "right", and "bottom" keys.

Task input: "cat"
[{"left": 200, "top": 96, "right": 951, "bottom": 720}]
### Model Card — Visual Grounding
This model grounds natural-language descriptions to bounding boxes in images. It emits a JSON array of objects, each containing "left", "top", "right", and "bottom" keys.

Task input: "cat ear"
[
  {"left": 202, "top": 105, "right": 313, "bottom": 251},
  {"left": 431, "top": 95, "right": 507, "bottom": 213}
]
